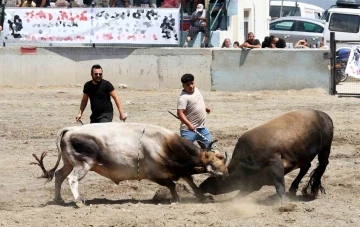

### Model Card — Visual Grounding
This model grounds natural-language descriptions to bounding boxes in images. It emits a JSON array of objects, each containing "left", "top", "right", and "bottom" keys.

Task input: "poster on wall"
[
  {"left": 91, "top": 8, "right": 179, "bottom": 44},
  {"left": 345, "top": 46, "right": 360, "bottom": 79},
  {"left": 3, "top": 8, "right": 92, "bottom": 43},
  {"left": 2, "top": 7, "right": 180, "bottom": 45}
]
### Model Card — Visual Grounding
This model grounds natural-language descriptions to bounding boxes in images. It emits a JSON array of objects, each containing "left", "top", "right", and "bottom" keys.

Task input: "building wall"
[{"left": 0, "top": 47, "right": 329, "bottom": 92}]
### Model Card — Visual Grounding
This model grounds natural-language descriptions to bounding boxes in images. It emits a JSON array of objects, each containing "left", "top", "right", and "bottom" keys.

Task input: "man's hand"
[
  {"left": 187, "top": 123, "right": 196, "bottom": 132},
  {"left": 119, "top": 112, "right": 127, "bottom": 122},
  {"left": 76, "top": 113, "right": 82, "bottom": 122}
]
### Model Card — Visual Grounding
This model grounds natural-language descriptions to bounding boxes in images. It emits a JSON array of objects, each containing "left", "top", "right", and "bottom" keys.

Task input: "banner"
[
  {"left": 345, "top": 46, "right": 360, "bottom": 79},
  {"left": 2, "top": 7, "right": 180, "bottom": 45}
]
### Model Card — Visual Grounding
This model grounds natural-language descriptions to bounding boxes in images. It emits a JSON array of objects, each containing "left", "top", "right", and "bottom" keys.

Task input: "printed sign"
[
  {"left": 2, "top": 7, "right": 180, "bottom": 45},
  {"left": 345, "top": 46, "right": 360, "bottom": 79}
]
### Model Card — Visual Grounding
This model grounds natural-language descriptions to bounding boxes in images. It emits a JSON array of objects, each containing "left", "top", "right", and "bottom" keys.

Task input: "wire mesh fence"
[{"left": 333, "top": 40, "right": 360, "bottom": 96}]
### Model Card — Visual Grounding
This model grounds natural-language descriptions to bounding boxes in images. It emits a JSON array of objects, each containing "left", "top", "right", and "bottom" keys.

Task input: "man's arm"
[
  {"left": 40, "top": 0, "right": 46, "bottom": 7},
  {"left": 109, "top": 90, "right": 127, "bottom": 121},
  {"left": 109, "top": 0, "right": 114, "bottom": 7},
  {"left": 177, "top": 109, "right": 195, "bottom": 131},
  {"left": 76, "top": 93, "right": 89, "bottom": 122}
]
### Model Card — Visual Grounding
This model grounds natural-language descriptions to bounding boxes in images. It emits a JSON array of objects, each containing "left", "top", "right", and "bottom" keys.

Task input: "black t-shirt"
[
  {"left": 245, "top": 39, "right": 260, "bottom": 46},
  {"left": 83, "top": 80, "right": 114, "bottom": 115},
  {"left": 275, "top": 38, "right": 286, "bottom": 48}
]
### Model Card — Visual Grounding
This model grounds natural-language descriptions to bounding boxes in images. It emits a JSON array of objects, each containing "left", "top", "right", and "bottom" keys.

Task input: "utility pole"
[{"left": 280, "top": 0, "right": 284, "bottom": 18}]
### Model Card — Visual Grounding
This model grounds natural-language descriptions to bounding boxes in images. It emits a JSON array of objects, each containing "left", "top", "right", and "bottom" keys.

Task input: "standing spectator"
[
  {"left": 269, "top": 35, "right": 286, "bottom": 48},
  {"left": 21, "top": 0, "right": 36, "bottom": 6},
  {"left": 110, "top": 0, "right": 129, "bottom": 7},
  {"left": 35, "top": 0, "right": 50, "bottom": 7},
  {"left": 294, "top": 39, "right": 309, "bottom": 49},
  {"left": 221, "top": 38, "right": 231, "bottom": 48},
  {"left": 239, "top": 32, "right": 261, "bottom": 49},
  {"left": 133, "top": 0, "right": 156, "bottom": 7},
  {"left": 183, "top": 4, "right": 208, "bottom": 48},
  {"left": 209, "top": 0, "right": 225, "bottom": 31},
  {"left": 76, "top": 64, "right": 127, "bottom": 124},
  {"left": 233, "top": 41, "right": 240, "bottom": 48},
  {"left": 177, "top": 73, "right": 212, "bottom": 147},
  {"left": 162, "top": 0, "right": 178, "bottom": 8}
]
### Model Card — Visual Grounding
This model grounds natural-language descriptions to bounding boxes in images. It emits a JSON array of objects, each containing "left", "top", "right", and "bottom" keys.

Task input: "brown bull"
[{"left": 200, "top": 109, "right": 333, "bottom": 203}]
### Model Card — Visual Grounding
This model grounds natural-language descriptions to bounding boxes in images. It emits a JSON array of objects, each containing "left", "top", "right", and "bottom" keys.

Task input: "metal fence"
[{"left": 330, "top": 32, "right": 360, "bottom": 96}]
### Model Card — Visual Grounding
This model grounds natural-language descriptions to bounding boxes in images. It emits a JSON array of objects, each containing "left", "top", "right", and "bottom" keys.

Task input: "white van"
[
  {"left": 270, "top": 1, "right": 324, "bottom": 20},
  {"left": 323, "top": 1, "right": 360, "bottom": 45}
]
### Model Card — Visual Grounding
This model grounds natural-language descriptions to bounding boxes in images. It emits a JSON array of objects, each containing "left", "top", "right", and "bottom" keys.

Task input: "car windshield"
[
  {"left": 329, "top": 13, "right": 360, "bottom": 33},
  {"left": 270, "top": 6, "right": 301, "bottom": 19}
]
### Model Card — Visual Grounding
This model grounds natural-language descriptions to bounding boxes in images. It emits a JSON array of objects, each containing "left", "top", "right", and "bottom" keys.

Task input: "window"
[
  {"left": 270, "top": 21, "right": 294, "bottom": 31},
  {"left": 296, "top": 21, "right": 324, "bottom": 33},
  {"left": 329, "top": 13, "right": 360, "bottom": 33},
  {"left": 270, "top": 6, "right": 301, "bottom": 19}
]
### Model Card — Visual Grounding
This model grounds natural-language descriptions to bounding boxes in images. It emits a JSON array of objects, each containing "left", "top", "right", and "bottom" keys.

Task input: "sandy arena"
[{"left": 0, "top": 86, "right": 359, "bottom": 226}]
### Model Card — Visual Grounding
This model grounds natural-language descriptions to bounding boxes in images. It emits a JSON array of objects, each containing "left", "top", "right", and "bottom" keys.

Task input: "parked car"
[{"left": 269, "top": 16, "right": 325, "bottom": 47}]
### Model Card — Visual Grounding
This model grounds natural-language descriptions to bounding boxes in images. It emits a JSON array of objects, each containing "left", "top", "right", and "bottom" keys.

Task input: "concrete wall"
[
  {"left": 0, "top": 47, "right": 329, "bottom": 92},
  {"left": 0, "top": 47, "right": 212, "bottom": 91},
  {"left": 211, "top": 49, "right": 329, "bottom": 91}
]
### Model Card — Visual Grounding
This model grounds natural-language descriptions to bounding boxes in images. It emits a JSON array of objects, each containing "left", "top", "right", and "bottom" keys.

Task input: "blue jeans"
[{"left": 180, "top": 128, "right": 212, "bottom": 148}]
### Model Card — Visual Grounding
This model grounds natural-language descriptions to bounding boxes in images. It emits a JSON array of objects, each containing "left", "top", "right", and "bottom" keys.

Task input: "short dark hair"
[
  {"left": 91, "top": 64, "right": 102, "bottom": 74},
  {"left": 181, "top": 74, "right": 194, "bottom": 84}
]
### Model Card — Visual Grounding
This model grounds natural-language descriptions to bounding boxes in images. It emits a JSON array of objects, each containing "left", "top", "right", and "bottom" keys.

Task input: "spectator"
[
  {"left": 221, "top": 38, "right": 231, "bottom": 48},
  {"left": 261, "top": 36, "right": 271, "bottom": 48},
  {"left": 295, "top": 39, "right": 309, "bottom": 49},
  {"left": 318, "top": 37, "right": 329, "bottom": 49},
  {"left": 21, "top": 0, "right": 36, "bottom": 6},
  {"left": 183, "top": 4, "right": 208, "bottom": 48},
  {"left": 133, "top": 0, "right": 156, "bottom": 7},
  {"left": 239, "top": 32, "right": 261, "bottom": 49},
  {"left": 269, "top": 35, "right": 286, "bottom": 48},
  {"left": 35, "top": 0, "right": 50, "bottom": 7},
  {"left": 110, "top": 0, "right": 129, "bottom": 7},
  {"left": 93, "top": 0, "right": 110, "bottom": 7},
  {"left": 162, "top": 0, "right": 178, "bottom": 8},
  {"left": 177, "top": 73, "right": 212, "bottom": 147},
  {"left": 76, "top": 64, "right": 127, "bottom": 124},
  {"left": 210, "top": 0, "right": 225, "bottom": 31},
  {"left": 233, "top": 41, "right": 240, "bottom": 48}
]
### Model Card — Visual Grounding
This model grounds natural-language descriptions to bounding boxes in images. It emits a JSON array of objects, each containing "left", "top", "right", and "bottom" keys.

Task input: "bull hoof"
[{"left": 75, "top": 201, "right": 84, "bottom": 208}]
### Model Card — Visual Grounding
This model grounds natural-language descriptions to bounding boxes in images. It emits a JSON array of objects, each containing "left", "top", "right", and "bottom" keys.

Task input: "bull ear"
[
  {"left": 197, "top": 140, "right": 207, "bottom": 150},
  {"left": 194, "top": 167, "right": 205, "bottom": 173}
]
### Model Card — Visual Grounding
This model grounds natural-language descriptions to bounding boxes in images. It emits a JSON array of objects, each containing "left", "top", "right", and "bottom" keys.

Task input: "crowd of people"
[
  {"left": 221, "top": 33, "right": 328, "bottom": 50},
  {"left": 0, "top": 0, "right": 181, "bottom": 8}
]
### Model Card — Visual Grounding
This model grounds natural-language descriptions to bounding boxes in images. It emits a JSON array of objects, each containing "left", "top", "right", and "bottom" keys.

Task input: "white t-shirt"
[{"left": 177, "top": 87, "right": 206, "bottom": 130}]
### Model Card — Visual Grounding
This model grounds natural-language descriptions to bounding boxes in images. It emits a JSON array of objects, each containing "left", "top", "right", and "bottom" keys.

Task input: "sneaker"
[
  {"left": 207, "top": 44, "right": 214, "bottom": 48},
  {"left": 200, "top": 43, "right": 205, "bottom": 48},
  {"left": 183, "top": 42, "right": 188, "bottom": 48}
]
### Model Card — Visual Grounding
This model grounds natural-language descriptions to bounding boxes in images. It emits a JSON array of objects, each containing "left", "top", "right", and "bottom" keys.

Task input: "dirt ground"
[{"left": 0, "top": 86, "right": 359, "bottom": 227}]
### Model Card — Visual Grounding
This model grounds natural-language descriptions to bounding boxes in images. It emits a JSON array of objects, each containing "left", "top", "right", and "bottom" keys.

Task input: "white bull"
[{"left": 32, "top": 122, "right": 228, "bottom": 204}]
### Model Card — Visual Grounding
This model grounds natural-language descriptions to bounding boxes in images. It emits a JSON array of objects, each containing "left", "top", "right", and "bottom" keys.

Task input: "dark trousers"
[{"left": 90, "top": 112, "right": 113, "bottom": 123}]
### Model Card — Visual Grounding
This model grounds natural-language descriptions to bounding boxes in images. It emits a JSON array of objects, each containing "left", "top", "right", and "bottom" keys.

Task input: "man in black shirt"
[
  {"left": 239, "top": 32, "right": 261, "bottom": 49},
  {"left": 76, "top": 64, "right": 127, "bottom": 123}
]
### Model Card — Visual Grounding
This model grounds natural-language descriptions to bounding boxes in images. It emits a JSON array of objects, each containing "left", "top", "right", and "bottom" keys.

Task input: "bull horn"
[
  {"left": 206, "top": 164, "right": 224, "bottom": 176},
  {"left": 208, "top": 140, "right": 218, "bottom": 152},
  {"left": 224, "top": 152, "right": 231, "bottom": 167}
]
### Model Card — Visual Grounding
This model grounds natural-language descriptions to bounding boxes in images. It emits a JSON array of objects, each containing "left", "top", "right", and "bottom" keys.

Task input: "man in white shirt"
[{"left": 177, "top": 73, "right": 212, "bottom": 146}]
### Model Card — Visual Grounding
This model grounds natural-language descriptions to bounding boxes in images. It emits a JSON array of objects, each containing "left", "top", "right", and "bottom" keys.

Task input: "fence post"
[
  {"left": 330, "top": 32, "right": 336, "bottom": 95},
  {"left": 180, "top": 5, "right": 183, "bottom": 47},
  {"left": 1, "top": 2, "right": 5, "bottom": 47}
]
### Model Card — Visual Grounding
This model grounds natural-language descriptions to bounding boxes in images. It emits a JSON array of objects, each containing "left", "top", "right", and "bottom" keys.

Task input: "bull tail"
[
  {"left": 302, "top": 112, "right": 333, "bottom": 197},
  {"left": 30, "top": 129, "right": 68, "bottom": 181}
]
